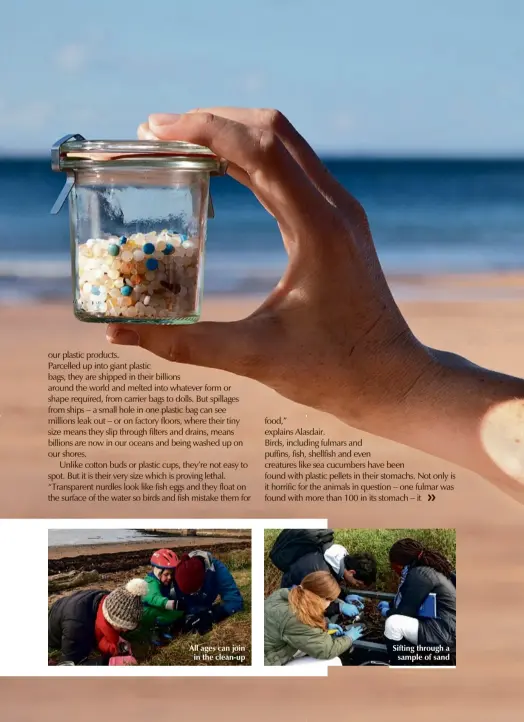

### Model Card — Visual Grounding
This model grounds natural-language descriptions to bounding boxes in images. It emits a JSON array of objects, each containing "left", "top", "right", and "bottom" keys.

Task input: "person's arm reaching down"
[
  {"left": 105, "top": 108, "right": 524, "bottom": 504},
  {"left": 212, "top": 559, "right": 243, "bottom": 617}
]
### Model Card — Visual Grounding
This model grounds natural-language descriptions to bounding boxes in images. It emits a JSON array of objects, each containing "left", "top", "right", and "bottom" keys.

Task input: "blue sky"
[{"left": 1, "top": 0, "right": 523, "bottom": 155}]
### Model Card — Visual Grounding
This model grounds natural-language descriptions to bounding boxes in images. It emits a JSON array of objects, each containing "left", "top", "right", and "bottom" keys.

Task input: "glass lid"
[{"left": 52, "top": 134, "right": 227, "bottom": 174}]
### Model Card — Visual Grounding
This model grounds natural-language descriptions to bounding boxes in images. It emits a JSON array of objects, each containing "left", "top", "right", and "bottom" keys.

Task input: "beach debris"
[
  {"left": 76, "top": 230, "right": 199, "bottom": 320},
  {"left": 48, "top": 569, "right": 100, "bottom": 592}
]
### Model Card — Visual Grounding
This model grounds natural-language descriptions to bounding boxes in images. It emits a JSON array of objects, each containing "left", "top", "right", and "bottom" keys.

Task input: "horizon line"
[{"left": 2, "top": 151, "right": 524, "bottom": 162}]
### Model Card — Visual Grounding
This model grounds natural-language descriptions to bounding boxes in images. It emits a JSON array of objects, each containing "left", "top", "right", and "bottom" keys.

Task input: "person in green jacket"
[
  {"left": 264, "top": 571, "right": 364, "bottom": 666},
  {"left": 131, "top": 549, "right": 185, "bottom": 643}
]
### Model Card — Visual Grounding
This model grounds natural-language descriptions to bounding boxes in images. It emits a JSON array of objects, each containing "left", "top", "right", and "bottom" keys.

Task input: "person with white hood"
[{"left": 271, "top": 529, "right": 377, "bottom": 619}]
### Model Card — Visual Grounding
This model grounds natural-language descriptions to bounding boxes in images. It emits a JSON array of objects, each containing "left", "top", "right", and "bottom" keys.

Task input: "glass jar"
[{"left": 51, "top": 134, "right": 226, "bottom": 324}]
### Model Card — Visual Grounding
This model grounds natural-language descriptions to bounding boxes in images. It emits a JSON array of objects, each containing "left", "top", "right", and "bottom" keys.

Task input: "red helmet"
[{"left": 150, "top": 549, "right": 179, "bottom": 570}]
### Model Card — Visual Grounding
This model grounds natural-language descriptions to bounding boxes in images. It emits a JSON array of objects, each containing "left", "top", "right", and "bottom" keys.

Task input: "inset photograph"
[
  {"left": 48, "top": 527, "right": 251, "bottom": 666},
  {"left": 265, "top": 528, "right": 456, "bottom": 667}
]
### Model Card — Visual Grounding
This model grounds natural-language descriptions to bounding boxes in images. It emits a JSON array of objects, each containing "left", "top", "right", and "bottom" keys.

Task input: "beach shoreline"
[
  {"left": 1, "top": 270, "right": 523, "bottom": 305},
  {"left": 48, "top": 537, "right": 252, "bottom": 561}
]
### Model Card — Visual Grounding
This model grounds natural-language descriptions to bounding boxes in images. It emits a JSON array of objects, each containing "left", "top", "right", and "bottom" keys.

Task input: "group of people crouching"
[
  {"left": 48, "top": 548, "right": 243, "bottom": 665},
  {"left": 264, "top": 530, "right": 456, "bottom": 666}
]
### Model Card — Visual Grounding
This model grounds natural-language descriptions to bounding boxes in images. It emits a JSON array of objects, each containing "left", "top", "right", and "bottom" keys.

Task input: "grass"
[
  {"left": 48, "top": 547, "right": 251, "bottom": 666},
  {"left": 146, "top": 547, "right": 252, "bottom": 666},
  {"left": 264, "top": 528, "right": 456, "bottom": 596},
  {"left": 145, "top": 568, "right": 251, "bottom": 666}
]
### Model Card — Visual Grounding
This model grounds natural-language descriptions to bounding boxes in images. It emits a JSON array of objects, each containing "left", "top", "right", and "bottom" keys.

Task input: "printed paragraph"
[
  {"left": 264, "top": 416, "right": 455, "bottom": 504},
  {"left": 46, "top": 350, "right": 250, "bottom": 504}
]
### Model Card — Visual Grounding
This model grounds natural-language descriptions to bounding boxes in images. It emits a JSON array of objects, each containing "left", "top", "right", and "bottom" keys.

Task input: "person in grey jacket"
[
  {"left": 264, "top": 571, "right": 363, "bottom": 666},
  {"left": 377, "top": 538, "right": 456, "bottom": 651}
]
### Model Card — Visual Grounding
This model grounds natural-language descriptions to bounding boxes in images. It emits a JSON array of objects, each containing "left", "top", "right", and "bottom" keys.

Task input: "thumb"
[{"left": 106, "top": 319, "right": 260, "bottom": 378}]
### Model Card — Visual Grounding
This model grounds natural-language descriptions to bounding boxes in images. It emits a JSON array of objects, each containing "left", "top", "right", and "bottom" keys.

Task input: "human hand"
[
  {"left": 344, "top": 625, "right": 364, "bottom": 642},
  {"left": 165, "top": 600, "right": 175, "bottom": 610},
  {"left": 339, "top": 601, "right": 360, "bottom": 618},
  {"left": 211, "top": 604, "right": 229, "bottom": 623},
  {"left": 377, "top": 601, "right": 390, "bottom": 617},
  {"left": 327, "top": 623, "right": 344, "bottom": 637},
  {"left": 345, "top": 594, "right": 365, "bottom": 610},
  {"left": 107, "top": 108, "right": 427, "bottom": 435},
  {"left": 118, "top": 638, "right": 130, "bottom": 654},
  {"left": 105, "top": 108, "right": 524, "bottom": 500}
]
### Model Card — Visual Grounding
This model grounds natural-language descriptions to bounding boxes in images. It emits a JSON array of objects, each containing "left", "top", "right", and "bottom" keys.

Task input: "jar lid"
[{"left": 51, "top": 134, "right": 227, "bottom": 174}]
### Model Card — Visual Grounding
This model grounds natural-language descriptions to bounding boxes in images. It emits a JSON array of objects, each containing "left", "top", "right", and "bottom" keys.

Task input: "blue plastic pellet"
[
  {"left": 143, "top": 242, "right": 155, "bottom": 254},
  {"left": 163, "top": 243, "right": 175, "bottom": 255},
  {"left": 120, "top": 285, "right": 132, "bottom": 296},
  {"left": 179, "top": 234, "right": 189, "bottom": 242},
  {"left": 107, "top": 244, "right": 120, "bottom": 257},
  {"left": 119, "top": 236, "right": 127, "bottom": 245},
  {"left": 146, "top": 258, "right": 159, "bottom": 271}
]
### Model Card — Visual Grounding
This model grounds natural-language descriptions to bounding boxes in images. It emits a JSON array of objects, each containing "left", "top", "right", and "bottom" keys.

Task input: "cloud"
[{"left": 55, "top": 43, "right": 88, "bottom": 73}]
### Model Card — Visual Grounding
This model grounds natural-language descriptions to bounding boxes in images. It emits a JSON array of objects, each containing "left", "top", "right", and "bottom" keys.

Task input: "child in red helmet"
[{"left": 138, "top": 549, "right": 185, "bottom": 638}]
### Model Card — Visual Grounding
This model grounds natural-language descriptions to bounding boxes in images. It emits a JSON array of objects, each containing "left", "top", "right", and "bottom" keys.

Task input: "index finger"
[{"left": 148, "top": 112, "right": 333, "bottom": 234}]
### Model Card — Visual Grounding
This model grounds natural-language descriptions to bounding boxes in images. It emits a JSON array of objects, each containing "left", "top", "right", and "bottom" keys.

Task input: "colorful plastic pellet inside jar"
[{"left": 50, "top": 134, "right": 227, "bottom": 324}]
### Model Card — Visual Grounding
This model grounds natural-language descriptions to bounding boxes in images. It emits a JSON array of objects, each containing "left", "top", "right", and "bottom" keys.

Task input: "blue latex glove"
[
  {"left": 339, "top": 601, "right": 360, "bottom": 617},
  {"left": 327, "top": 623, "right": 344, "bottom": 637},
  {"left": 377, "top": 601, "right": 390, "bottom": 617},
  {"left": 344, "top": 594, "right": 365, "bottom": 611},
  {"left": 344, "top": 625, "right": 364, "bottom": 642}
]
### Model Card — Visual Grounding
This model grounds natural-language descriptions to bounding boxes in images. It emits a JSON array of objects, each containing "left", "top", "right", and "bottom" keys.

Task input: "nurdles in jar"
[{"left": 76, "top": 230, "right": 199, "bottom": 322}]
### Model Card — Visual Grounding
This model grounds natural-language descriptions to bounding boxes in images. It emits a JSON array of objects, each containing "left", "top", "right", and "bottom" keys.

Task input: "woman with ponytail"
[
  {"left": 264, "top": 571, "right": 363, "bottom": 666},
  {"left": 378, "top": 538, "right": 456, "bottom": 656}
]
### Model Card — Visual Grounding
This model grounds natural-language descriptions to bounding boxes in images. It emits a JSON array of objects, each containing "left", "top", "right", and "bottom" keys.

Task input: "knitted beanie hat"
[
  {"left": 102, "top": 578, "right": 148, "bottom": 631},
  {"left": 175, "top": 555, "right": 206, "bottom": 594}
]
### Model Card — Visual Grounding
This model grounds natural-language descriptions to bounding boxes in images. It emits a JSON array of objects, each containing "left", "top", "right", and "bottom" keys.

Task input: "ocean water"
[
  {"left": 47, "top": 528, "right": 197, "bottom": 547},
  {"left": 0, "top": 158, "right": 523, "bottom": 302}
]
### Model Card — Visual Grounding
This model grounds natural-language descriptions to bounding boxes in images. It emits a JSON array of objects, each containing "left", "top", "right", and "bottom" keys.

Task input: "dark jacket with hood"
[
  {"left": 48, "top": 589, "right": 108, "bottom": 664},
  {"left": 171, "top": 550, "right": 243, "bottom": 617},
  {"left": 389, "top": 565, "right": 456, "bottom": 647},
  {"left": 271, "top": 529, "right": 342, "bottom": 588}
]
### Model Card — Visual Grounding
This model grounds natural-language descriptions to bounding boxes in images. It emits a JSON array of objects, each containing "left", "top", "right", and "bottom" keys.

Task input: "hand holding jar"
[{"left": 106, "top": 108, "right": 524, "bottom": 502}]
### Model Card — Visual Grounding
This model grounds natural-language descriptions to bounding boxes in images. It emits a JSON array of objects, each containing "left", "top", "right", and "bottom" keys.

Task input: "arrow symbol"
[{"left": 428, "top": 494, "right": 436, "bottom": 501}]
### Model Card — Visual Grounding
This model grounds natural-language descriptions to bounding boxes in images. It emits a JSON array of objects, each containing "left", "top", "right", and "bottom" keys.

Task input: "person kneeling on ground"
[
  {"left": 264, "top": 571, "right": 363, "bottom": 666},
  {"left": 273, "top": 529, "right": 377, "bottom": 590},
  {"left": 48, "top": 579, "right": 147, "bottom": 665},
  {"left": 172, "top": 550, "right": 243, "bottom": 635},
  {"left": 271, "top": 529, "right": 377, "bottom": 620},
  {"left": 139, "top": 549, "right": 186, "bottom": 645},
  {"left": 377, "top": 538, "right": 456, "bottom": 663}
]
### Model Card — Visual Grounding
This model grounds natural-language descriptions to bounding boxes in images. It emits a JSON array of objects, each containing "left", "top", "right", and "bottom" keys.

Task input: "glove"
[
  {"left": 211, "top": 605, "right": 229, "bottom": 624},
  {"left": 118, "top": 638, "right": 130, "bottom": 655},
  {"left": 183, "top": 611, "right": 213, "bottom": 636},
  {"left": 165, "top": 600, "right": 175, "bottom": 610},
  {"left": 344, "top": 625, "right": 364, "bottom": 642},
  {"left": 196, "top": 610, "right": 214, "bottom": 635},
  {"left": 377, "top": 601, "right": 390, "bottom": 617},
  {"left": 339, "top": 601, "right": 360, "bottom": 617},
  {"left": 344, "top": 594, "right": 365, "bottom": 611},
  {"left": 327, "top": 623, "right": 344, "bottom": 637}
]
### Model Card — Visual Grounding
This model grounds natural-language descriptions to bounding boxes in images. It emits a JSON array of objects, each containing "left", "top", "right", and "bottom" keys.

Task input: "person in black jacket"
[
  {"left": 48, "top": 579, "right": 147, "bottom": 665},
  {"left": 378, "top": 538, "right": 456, "bottom": 656},
  {"left": 276, "top": 530, "right": 377, "bottom": 590}
]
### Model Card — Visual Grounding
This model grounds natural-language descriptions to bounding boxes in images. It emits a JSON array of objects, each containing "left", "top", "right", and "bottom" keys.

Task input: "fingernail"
[
  {"left": 106, "top": 327, "right": 140, "bottom": 346},
  {"left": 149, "top": 113, "right": 181, "bottom": 127}
]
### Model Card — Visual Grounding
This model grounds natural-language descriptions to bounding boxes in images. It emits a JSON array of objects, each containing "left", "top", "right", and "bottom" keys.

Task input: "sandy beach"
[
  {"left": 48, "top": 536, "right": 251, "bottom": 560},
  {"left": 1, "top": 272, "right": 523, "bottom": 522},
  {"left": 2, "top": 273, "right": 524, "bottom": 716}
]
